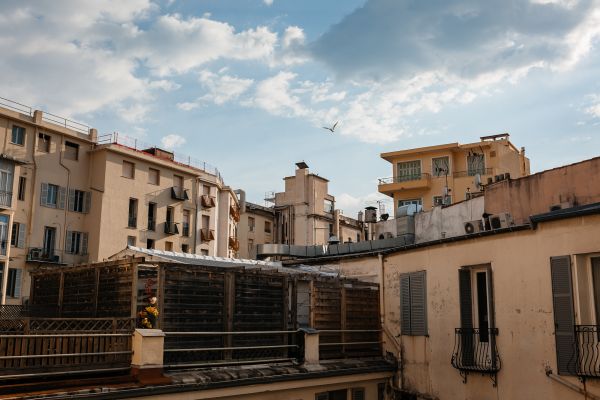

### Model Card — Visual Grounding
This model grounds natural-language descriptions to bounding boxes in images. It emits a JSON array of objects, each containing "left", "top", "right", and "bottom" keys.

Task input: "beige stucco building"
[
  {"left": 236, "top": 190, "right": 274, "bottom": 259},
  {"left": 0, "top": 99, "right": 239, "bottom": 305},
  {"left": 378, "top": 133, "right": 530, "bottom": 211}
]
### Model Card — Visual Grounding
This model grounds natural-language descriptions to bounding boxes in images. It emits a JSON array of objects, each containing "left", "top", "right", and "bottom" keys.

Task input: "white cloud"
[
  {"left": 148, "top": 80, "right": 181, "bottom": 91},
  {"left": 335, "top": 192, "right": 393, "bottom": 219},
  {"left": 264, "top": 0, "right": 274, "bottom": 5},
  {"left": 249, "top": 71, "right": 309, "bottom": 117},
  {"left": 176, "top": 102, "right": 200, "bottom": 111},
  {"left": 198, "top": 70, "right": 254, "bottom": 105},
  {"left": 161, "top": 134, "right": 186, "bottom": 149}
]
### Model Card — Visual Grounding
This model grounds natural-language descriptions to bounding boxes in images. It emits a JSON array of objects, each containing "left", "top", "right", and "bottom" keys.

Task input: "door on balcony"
[
  {"left": 458, "top": 265, "right": 496, "bottom": 369},
  {"left": 43, "top": 227, "right": 56, "bottom": 258},
  {"left": 0, "top": 215, "right": 8, "bottom": 256},
  {"left": 0, "top": 161, "right": 14, "bottom": 208},
  {"left": 396, "top": 160, "right": 421, "bottom": 182}
]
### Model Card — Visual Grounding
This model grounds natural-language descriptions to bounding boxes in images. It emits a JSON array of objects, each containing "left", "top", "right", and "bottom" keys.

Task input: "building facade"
[
  {"left": 0, "top": 99, "right": 238, "bottom": 305},
  {"left": 378, "top": 133, "right": 530, "bottom": 211},
  {"left": 236, "top": 190, "right": 274, "bottom": 259}
]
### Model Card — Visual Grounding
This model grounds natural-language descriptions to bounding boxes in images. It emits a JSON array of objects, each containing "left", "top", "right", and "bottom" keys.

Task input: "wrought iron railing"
[
  {"left": 378, "top": 173, "right": 431, "bottom": 185},
  {"left": 164, "top": 222, "right": 179, "bottom": 235},
  {"left": 451, "top": 328, "right": 500, "bottom": 373},
  {"left": 0, "top": 190, "right": 12, "bottom": 208},
  {"left": 574, "top": 325, "right": 600, "bottom": 377},
  {"left": 171, "top": 187, "right": 189, "bottom": 201},
  {"left": 147, "top": 219, "right": 156, "bottom": 231}
]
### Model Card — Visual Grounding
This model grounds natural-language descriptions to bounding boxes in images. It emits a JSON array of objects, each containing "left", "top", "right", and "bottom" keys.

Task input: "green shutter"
[
  {"left": 81, "top": 233, "right": 88, "bottom": 255},
  {"left": 65, "top": 231, "right": 73, "bottom": 254},
  {"left": 17, "top": 223, "right": 25, "bottom": 248},
  {"left": 40, "top": 183, "right": 48, "bottom": 206},
  {"left": 57, "top": 186, "right": 66, "bottom": 209},
  {"left": 410, "top": 271, "right": 427, "bottom": 335},
  {"left": 84, "top": 191, "right": 91, "bottom": 213},
  {"left": 68, "top": 188, "right": 75, "bottom": 211}
]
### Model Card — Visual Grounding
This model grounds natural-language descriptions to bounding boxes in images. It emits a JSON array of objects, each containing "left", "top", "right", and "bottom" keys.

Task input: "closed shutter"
[
  {"left": 81, "top": 232, "right": 88, "bottom": 255},
  {"left": 410, "top": 271, "right": 427, "bottom": 335},
  {"left": 315, "top": 393, "right": 328, "bottom": 400},
  {"left": 17, "top": 223, "right": 25, "bottom": 248},
  {"left": 68, "top": 188, "right": 75, "bottom": 211},
  {"left": 459, "top": 269, "right": 474, "bottom": 366},
  {"left": 351, "top": 388, "right": 365, "bottom": 400},
  {"left": 84, "top": 191, "right": 91, "bottom": 213},
  {"left": 400, "top": 274, "right": 411, "bottom": 335},
  {"left": 13, "top": 269, "right": 22, "bottom": 298},
  {"left": 57, "top": 186, "right": 66, "bottom": 209},
  {"left": 40, "top": 183, "right": 48, "bottom": 206},
  {"left": 65, "top": 231, "right": 73, "bottom": 254},
  {"left": 550, "top": 255, "right": 576, "bottom": 375}
]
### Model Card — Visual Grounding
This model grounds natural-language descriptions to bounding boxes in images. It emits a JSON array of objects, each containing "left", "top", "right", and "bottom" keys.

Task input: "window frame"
[
  {"left": 64, "top": 141, "right": 79, "bottom": 161},
  {"left": 17, "top": 176, "right": 26, "bottom": 201},
  {"left": 122, "top": 160, "right": 135, "bottom": 179},
  {"left": 10, "top": 125, "right": 25, "bottom": 146},
  {"left": 148, "top": 168, "right": 160, "bottom": 185},
  {"left": 400, "top": 270, "right": 428, "bottom": 336},
  {"left": 38, "top": 133, "right": 51, "bottom": 153},
  {"left": 396, "top": 159, "right": 422, "bottom": 181},
  {"left": 432, "top": 156, "right": 450, "bottom": 177}
]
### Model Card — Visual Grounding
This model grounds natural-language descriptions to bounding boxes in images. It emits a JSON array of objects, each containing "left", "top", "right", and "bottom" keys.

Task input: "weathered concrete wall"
[
  {"left": 485, "top": 156, "right": 600, "bottom": 224},
  {"left": 415, "top": 196, "right": 484, "bottom": 242},
  {"left": 337, "top": 213, "right": 600, "bottom": 400}
]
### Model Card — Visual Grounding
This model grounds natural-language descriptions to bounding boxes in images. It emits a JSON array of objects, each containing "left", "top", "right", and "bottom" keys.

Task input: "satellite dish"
[{"left": 474, "top": 174, "right": 481, "bottom": 190}]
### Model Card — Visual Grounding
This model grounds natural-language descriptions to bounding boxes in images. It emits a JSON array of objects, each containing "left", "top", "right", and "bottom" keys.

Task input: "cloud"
[
  {"left": 264, "top": 0, "right": 274, "bottom": 5},
  {"left": 335, "top": 192, "right": 393, "bottom": 219},
  {"left": 248, "top": 71, "right": 309, "bottom": 116},
  {"left": 161, "top": 134, "right": 186, "bottom": 149},
  {"left": 311, "top": 0, "right": 600, "bottom": 81}
]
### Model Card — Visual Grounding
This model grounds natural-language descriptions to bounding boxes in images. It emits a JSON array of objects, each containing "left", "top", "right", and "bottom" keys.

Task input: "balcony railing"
[
  {"left": 201, "top": 195, "right": 216, "bottom": 208},
  {"left": 0, "top": 240, "right": 7, "bottom": 256},
  {"left": 451, "top": 328, "right": 500, "bottom": 374},
  {"left": 201, "top": 229, "right": 215, "bottom": 242},
  {"left": 164, "top": 222, "right": 179, "bottom": 235},
  {"left": 574, "top": 325, "right": 600, "bottom": 377},
  {"left": 171, "top": 187, "right": 189, "bottom": 201},
  {"left": 147, "top": 219, "right": 156, "bottom": 231},
  {"left": 453, "top": 168, "right": 493, "bottom": 178},
  {"left": 26, "top": 247, "right": 61, "bottom": 263},
  {"left": 229, "top": 237, "right": 240, "bottom": 251},
  {"left": 128, "top": 216, "right": 137, "bottom": 228},
  {"left": 378, "top": 173, "right": 431, "bottom": 185},
  {"left": 0, "top": 191, "right": 12, "bottom": 209}
]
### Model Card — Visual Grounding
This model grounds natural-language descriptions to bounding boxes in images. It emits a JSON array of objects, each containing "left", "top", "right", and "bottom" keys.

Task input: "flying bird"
[{"left": 322, "top": 121, "right": 339, "bottom": 133}]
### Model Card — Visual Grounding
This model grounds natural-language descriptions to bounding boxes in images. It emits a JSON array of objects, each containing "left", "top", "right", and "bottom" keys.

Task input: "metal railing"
[
  {"left": 574, "top": 325, "right": 600, "bottom": 377},
  {"left": 41, "top": 111, "right": 90, "bottom": 134},
  {"left": 318, "top": 329, "right": 382, "bottom": 360},
  {"left": 378, "top": 173, "right": 431, "bottom": 185},
  {"left": 0, "top": 240, "right": 7, "bottom": 256},
  {"left": 147, "top": 219, "right": 156, "bottom": 231},
  {"left": 96, "top": 132, "right": 223, "bottom": 182},
  {"left": 0, "top": 97, "right": 33, "bottom": 116},
  {"left": 171, "top": 187, "right": 189, "bottom": 201},
  {"left": 451, "top": 328, "right": 500, "bottom": 373},
  {"left": 26, "top": 247, "right": 60, "bottom": 263},
  {"left": 0, "top": 190, "right": 12, "bottom": 208},
  {"left": 164, "top": 222, "right": 179, "bottom": 235},
  {"left": 453, "top": 168, "right": 493, "bottom": 178},
  {"left": 163, "top": 330, "right": 300, "bottom": 369}
]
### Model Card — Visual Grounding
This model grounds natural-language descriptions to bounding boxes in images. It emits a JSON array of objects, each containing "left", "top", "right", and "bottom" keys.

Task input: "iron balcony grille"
[
  {"left": 147, "top": 219, "right": 156, "bottom": 231},
  {"left": 378, "top": 173, "right": 431, "bottom": 185},
  {"left": 451, "top": 328, "right": 501, "bottom": 373},
  {"left": 574, "top": 325, "right": 600, "bottom": 377},
  {"left": 0, "top": 191, "right": 12, "bottom": 208},
  {"left": 171, "top": 187, "right": 189, "bottom": 201},
  {"left": 164, "top": 222, "right": 179, "bottom": 235}
]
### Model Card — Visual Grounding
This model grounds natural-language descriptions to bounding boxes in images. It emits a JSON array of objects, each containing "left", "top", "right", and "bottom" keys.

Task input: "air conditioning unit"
[
  {"left": 464, "top": 220, "right": 484, "bottom": 234},
  {"left": 28, "top": 248, "right": 42, "bottom": 260},
  {"left": 488, "top": 213, "right": 513, "bottom": 230}
]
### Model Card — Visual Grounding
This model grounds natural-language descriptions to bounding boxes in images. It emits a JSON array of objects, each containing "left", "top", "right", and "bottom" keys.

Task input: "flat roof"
[{"left": 380, "top": 139, "right": 501, "bottom": 162}]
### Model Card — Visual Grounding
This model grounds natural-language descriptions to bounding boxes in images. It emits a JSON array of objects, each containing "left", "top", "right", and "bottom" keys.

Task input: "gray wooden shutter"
[
  {"left": 459, "top": 269, "right": 474, "bottom": 366},
  {"left": 400, "top": 274, "right": 411, "bottom": 335},
  {"left": 410, "top": 271, "right": 427, "bottom": 335},
  {"left": 68, "top": 188, "right": 75, "bottom": 211},
  {"left": 81, "top": 232, "right": 88, "bottom": 255},
  {"left": 84, "top": 191, "right": 91, "bottom": 213},
  {"left": 17, "top": 223, "right": 25, "bottom": 248},
  {"left": 550, "top": 255, "right": 576, "bottom": 375},
  {"left": 13, "top": 269, "right": 22, "bottom": 298},
  {"left": 40, "top": 183, "right": 48, "bottom": 206},
  {"left": 57, "top": 186, "right": 66, "bottom": 209},
  {"left": 65, "top": 231, "right": 73, "bottom": 254}
]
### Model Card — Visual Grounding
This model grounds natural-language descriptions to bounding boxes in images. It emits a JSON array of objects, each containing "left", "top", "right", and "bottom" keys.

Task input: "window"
[
  {"left": 10, "top": 222, "right": 25, "bottom": 248},
  {"left": 146, "top": 239, "right": 155, "bottom": 249},
  {"left": 396, "top": 160, "right": 421, "bottom": 182},
  {"left": 377, "top": 383, "right": 385, "bottom": 400},
  {"left": 400, "top": 271, "right": 427, "bottom": 335},
  {"left": 66, "top": 231, "right": 88, "bottom": 255},
  {"left": 68, "top": 189, "right": 91, "bottom": 213},
  {"left": 182, "top": 210, "right": 190, "bottom": 236},
  {"left": 64, "top": 141, "right": 79, "bottom": 161},
  {"left": 181, "top": 244, "right": 189, "bottom": 253},
  {"left": 432, "top": 156, "right": 450, "bottom": 177},
  {"left": 6, "top": 268, "right": 22, "bottom": 298},
  {"left": 122, "top": 161, "right": 135, "bottom": 179},
  {"left": 202, "top": 215, "right": 210, "bottom": 229},
  {"left": 324, "top": 199, "right": 334, "bottom": 214},
  {"left": 248, "top": 217, "right": 255, "bottom": 232},
  {"left": 43, "top": 227, "right": 56, "bottom": 257},
  {"left": 399, "top": 199, "right": 422, "bottom": 207},
  {"left": 315, "top": 390, "right": 347, "bottom": 400},
  {"left": 165, "top": 241, "right": 173, "bottom": 251},
  {"left": 200, "top": 249, "right": 209, "bottom": 256},
  {"left": 329, "top": 223, "right": 334, "bottom": 238},
  {"left": 433, "top": 195, "right": 452, "bottom": 207},
  {"left": 147, "top": 202, "right": 156, "bottom": 231},
  {"left": 0, "top": 215, "right": 8, "bottom": 256},
  {"left": 148, "top": 168, "right": 160, "bottom": 185},
  {"left": 127, "top": 236, "right": 136, "bottom": 247},
  {"left": 11, "top": 125, "right": 25, "bottom": 145},
  {"left": 467, "top": 153, "right": 485, "bottom": 176},
  {"left": 264, "top": 221, "right": 271, "bottom": 234},
  {"left": 248, "top": 239, "right": 254, "bottom": 255},
  {"left": 0, "top": 161, "right": 14, "bottom": 207},
  {"left": 351, "top": 388, "right": 365, "bottom": 400},
  {"left": 165, "top": 206, "right": 178, "bottom": 234},
  {"left": 17, "top": 176, "right": 26, "bottom": 201},
  {"left": 40, "top": 183, "right": 65, "bottom": 209},
  {"left": 38, "top": 133, "right": 51, "bottom": 152},
  {"left": 166, "top": 206, "right": 174, "bottom": 224},
  {"left": 174, "top": 175, "right": 183, "bottom": 189},
  {"left": 203, "top": 185, "right": 211, "bottom": 196},
  {"left": 128, "top": 198, "right": 138, "bottom": 228}
]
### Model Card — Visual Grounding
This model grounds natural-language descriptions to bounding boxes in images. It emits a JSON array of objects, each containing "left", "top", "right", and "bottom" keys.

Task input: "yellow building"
[
  {"left": 378, "top": 133, "right": 530, "bottom": 210},
  {"left": 0, "top": 97, "right": 239, "bottom": 304}
]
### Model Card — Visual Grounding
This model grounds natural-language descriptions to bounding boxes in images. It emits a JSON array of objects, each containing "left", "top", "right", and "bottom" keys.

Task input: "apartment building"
[
  {"left": 236, "top": 190, "right": 274, "bottom": 259},
  {"left": 0, "top": 98, "right": 238, "bottom": 304},
  {"left": 378, "top": 133, "right": 530, "bottom": 210}
]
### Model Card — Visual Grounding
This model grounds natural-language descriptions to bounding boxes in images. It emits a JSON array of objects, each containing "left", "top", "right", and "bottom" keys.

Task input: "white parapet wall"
[{"left": 415, "top": 196, "right": 485, "bottom": 243}]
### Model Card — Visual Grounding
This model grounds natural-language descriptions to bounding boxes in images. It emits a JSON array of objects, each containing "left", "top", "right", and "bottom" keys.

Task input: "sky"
[{"left": 1, "top": 0, "right": 599, "bottom": 217}]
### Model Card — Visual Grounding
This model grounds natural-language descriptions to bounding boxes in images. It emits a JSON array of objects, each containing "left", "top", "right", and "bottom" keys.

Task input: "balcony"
[
  {"left": 26, "top": 248, "right": 61, "bottom": 263},
  {"left": 0, "top": 191, "right": 12, "bottom": 209},
  {"left": 0, "top": 240, "right": 7, "bottom": 256},
  {"left": 574, "top": 325, "right": 600, "bottom": 377},
  {"left": 451, "top": 328, "right": 500, "bottom": 381},
  {"left": 229, "top": 236, "right": 240, "bottom": 251},
  {"left": 378, "top": 173, "right": 431, "bottom": 195},
  {"left": 453, "top": 167, "right": 493, "bottom": 178},
  {"left": 164, "top": 222, "right": 179, "bottom": 235},
  {"left": 230, "top": 204, "right": 240, "bottom": 222},
  {"left": 200, "top": 228, "right": 215, "bottom": 242},
  {"left": 171, "top": 187, "right": 189, "bottom": 201},
  {"left": 147, "top": 218, "right": 156, "bottom": 231},
  {"left": 201, "top": 195, "right": 216, "bottom": 208}
]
